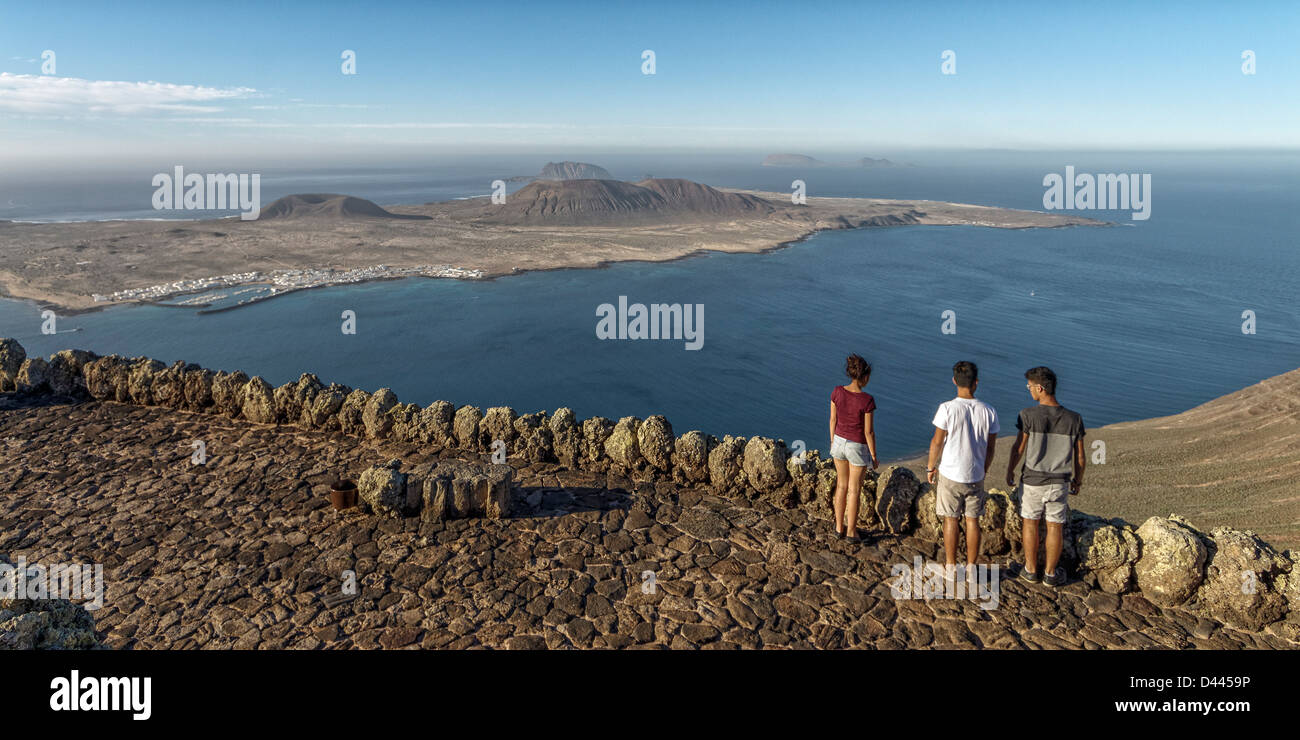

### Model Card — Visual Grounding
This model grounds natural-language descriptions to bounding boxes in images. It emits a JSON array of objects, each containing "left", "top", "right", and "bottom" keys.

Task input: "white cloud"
[
  {"left": 97, "top": 119, "right": 575, "bottom": 130},
  {"left": 251, "top": 102, "right": 372, "bottom": 111},
  {"left": 0, "top": 73, "right": 256, "bottom": 115},
  {"left": 309, "top": 122, "right": 570, "bottom": 129}
]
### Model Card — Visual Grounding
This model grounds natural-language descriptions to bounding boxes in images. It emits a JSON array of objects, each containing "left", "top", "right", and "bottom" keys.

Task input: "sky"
[{"left": 0, "top": 0, "right": 1297, "bottom": 165}]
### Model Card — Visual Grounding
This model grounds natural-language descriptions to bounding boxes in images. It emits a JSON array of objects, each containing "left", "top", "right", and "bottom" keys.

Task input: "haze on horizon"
[{"left": 0, "top": 0, "right": 1297, "bottom": 168}]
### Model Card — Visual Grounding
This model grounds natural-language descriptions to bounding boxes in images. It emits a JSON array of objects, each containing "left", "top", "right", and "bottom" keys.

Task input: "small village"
[{"left": 91, "top": 264, "right": 485, "bottom": 306}]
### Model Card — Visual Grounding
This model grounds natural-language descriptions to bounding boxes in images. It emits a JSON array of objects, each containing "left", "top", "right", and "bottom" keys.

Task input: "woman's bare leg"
[
  {"left": 845, "top": 464, "right": 865, "bottom": 538},
  {"left": 832, "top": 459, "right": 849, "bottom": 534}
]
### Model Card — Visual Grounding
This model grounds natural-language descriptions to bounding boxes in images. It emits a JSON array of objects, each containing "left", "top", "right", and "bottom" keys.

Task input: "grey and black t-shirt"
[{"left": 1015, "top": 405, "right": 1085, "bottom": 485}]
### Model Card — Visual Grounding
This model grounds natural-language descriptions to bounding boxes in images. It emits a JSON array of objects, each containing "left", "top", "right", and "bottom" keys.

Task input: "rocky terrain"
[
  {"left": 1, "top": 339, "right": 1297, "bottom": 650},
  {"left": 0, "top": 553, "right": 100, "bottom": 649}
]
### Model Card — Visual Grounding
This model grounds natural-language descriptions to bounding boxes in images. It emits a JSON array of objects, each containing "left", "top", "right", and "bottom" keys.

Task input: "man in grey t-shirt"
[{"left": 1005, "top": 366, "right": 1085, "bottom": 587}]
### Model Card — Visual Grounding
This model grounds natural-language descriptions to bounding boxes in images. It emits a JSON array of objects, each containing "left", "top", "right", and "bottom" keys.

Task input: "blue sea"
[{"left": 2, "top": 152, "right": 1297, "bottom": 460}]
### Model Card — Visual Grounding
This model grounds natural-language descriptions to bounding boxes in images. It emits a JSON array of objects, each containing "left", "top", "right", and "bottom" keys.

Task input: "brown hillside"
[
  {"left": 258, "top": 194, "right": 431, "bottom": 221},
  {"left": 467, "top": 178, "right": 780, "bottom": 226}
]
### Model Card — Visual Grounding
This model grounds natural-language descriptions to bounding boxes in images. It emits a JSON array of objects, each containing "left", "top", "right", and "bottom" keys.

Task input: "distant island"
[
  {"left": 258, "top": 193, "right": 431, "bottom": 221},
  {"left": 539, "top": 161, "right": 613, "bottom": 180},
  {"left": 762, "top": 153, "right": 907, "bottom": 168},
  {"left": 0, "top": 176, "right": 1103, "bottom": 312},
  {"left": 506, "top": 161, "right": 614, "bottom": 183}
]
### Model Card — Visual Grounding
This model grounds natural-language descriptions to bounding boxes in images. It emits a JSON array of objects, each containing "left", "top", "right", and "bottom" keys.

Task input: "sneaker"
[
  {"left": 1044, "top": 568, "right": 1066, "bottom": 587},
  {"left": 1018, "top": 565, "right": 1040, "bottom": 583}
]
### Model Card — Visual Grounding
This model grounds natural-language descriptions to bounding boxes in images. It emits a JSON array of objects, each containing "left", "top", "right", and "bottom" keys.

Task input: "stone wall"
[
  {"left": 2, "top": 338, "right": 1296, "bottom": 637},
  {"left": 357, "top": 457, "right": 514, "bottom": 522}
]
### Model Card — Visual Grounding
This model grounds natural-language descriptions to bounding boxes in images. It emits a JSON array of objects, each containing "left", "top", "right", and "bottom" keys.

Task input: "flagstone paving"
[{"left": 2, "top": 396, "right": 1293, "bottom": 650}]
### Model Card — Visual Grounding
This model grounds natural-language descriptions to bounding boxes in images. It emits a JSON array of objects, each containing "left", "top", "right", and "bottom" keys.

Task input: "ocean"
[{"left": 2, "top": 152, "right": 1297, "bottom": 460}]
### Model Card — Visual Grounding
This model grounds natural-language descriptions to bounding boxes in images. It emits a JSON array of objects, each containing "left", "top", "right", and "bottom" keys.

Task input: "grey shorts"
[
  {"left": 1020, "top": 481, "right": 1070, "bottom": 524},
  {"left": 830, "top": 435, "right": 872, "bottom": 467},
  {"left": 936, "top": 473, "right": 986, "bottom": 519}
]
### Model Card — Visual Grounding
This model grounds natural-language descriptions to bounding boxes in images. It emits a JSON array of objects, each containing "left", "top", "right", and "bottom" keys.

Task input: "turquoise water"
[{"left": 2, "top": 155, "right": 1298, "bottom": 460}]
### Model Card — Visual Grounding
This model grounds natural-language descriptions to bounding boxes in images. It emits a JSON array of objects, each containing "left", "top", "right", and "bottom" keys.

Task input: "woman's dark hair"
[
  {"left": 1025, "top": 366, "right": 1057, "bottom": 395},
  {"left": 845, "top": 354, "right": 872, "bottom": 382}
]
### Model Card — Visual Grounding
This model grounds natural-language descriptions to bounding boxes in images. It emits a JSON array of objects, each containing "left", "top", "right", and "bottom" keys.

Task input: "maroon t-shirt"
[{"left": 832, "top": 385, "right": 877, "bottom": 444}]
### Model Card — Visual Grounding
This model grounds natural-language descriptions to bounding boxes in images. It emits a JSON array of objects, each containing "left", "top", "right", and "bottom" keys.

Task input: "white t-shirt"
[{"left": 932, "top": 396, "right": 1000, "bottom": 484}]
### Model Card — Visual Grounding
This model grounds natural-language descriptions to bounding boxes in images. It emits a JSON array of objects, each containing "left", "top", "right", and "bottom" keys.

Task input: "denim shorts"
[{"left": 830, "top": 434, "right": 872, "bottom": 467}]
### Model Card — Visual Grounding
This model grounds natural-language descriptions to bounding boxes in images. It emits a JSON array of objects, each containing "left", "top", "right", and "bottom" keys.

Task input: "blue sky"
[{"left": 1, "top": 0, "right": 1296, "bottom": 163}]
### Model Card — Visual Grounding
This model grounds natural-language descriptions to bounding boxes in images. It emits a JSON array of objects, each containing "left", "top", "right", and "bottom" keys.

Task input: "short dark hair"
[
  {"left": 1025, "top": 366, "right": 1057, "bottom": 395},
  {"left": 845, "top": 354, "right": 872, "bottom": 382},
  {"left": 952, "top": 361, "right": 978, "bottom": 389}
]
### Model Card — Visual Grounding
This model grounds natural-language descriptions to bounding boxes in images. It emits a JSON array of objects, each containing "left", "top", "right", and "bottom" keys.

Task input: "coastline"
[{"left": 0, "top": 191, "right": 1107, "bottom": 314}]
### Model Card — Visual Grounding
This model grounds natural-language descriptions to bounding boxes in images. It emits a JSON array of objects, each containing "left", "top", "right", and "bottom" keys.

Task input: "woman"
[{"left": 829, "top": 354, "right": 878, "bottom": 541}]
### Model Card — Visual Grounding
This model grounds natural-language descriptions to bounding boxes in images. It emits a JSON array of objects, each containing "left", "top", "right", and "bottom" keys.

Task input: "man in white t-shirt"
[{"left": 926, "top": 361, "right": 999, "bottom": 568}]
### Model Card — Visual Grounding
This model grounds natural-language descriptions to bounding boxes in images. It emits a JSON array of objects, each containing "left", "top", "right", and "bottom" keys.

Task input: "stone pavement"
[{"left": 1, "top": 396, "right": 1293, "bottom": 650}]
